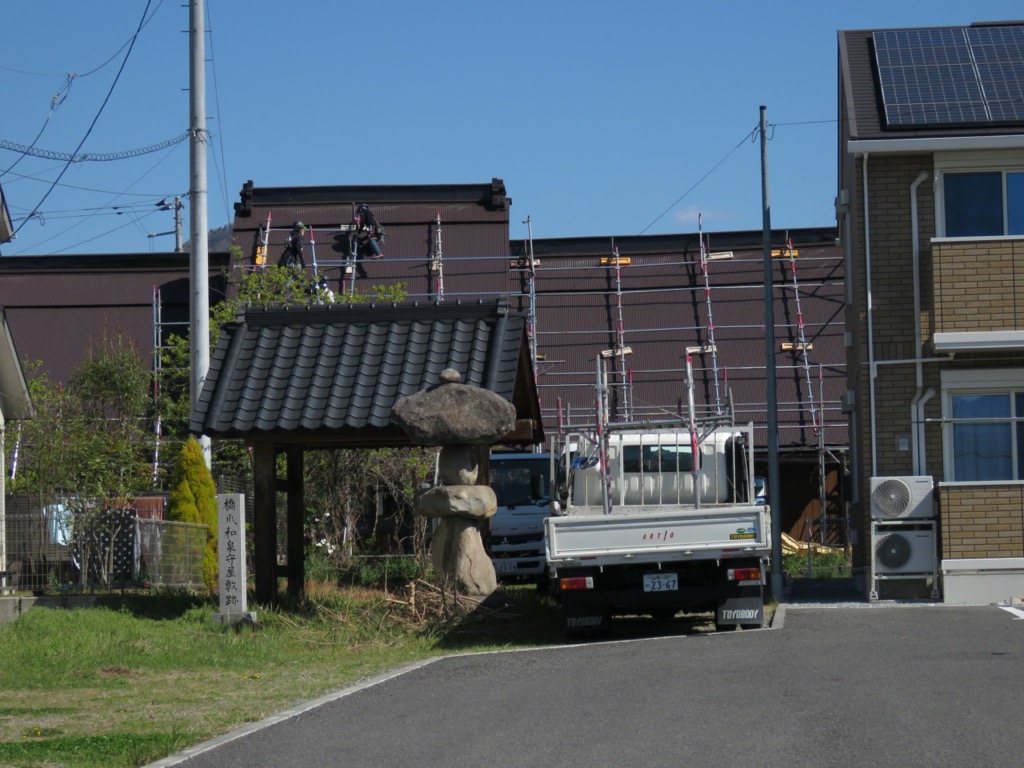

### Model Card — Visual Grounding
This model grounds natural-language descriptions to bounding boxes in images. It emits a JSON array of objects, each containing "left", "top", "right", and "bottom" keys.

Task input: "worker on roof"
[
  {"left": 279, "top": 221, "right": 306, "bottom": 268},
  {"left": 350, "top": 204, "right": 384, "bottom": 272}
]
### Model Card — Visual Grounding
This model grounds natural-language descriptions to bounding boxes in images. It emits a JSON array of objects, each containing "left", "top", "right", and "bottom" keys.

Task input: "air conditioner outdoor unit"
[
  {"left": 870, "top": 476, "right": 934, "bottom": 520},
  {"left": 873, "top": 526, "right": 936, "bottom": 575}
]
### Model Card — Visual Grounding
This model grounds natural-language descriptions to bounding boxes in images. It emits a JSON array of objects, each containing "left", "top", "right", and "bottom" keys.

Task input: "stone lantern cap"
[{"left": 391, "top": 369, "right": 516, "bottom": 446}]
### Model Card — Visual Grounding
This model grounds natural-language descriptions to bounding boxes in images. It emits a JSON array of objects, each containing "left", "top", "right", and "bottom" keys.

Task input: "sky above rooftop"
[{"left": 1, "top": 0, "right": 1019, "bottom": 255}]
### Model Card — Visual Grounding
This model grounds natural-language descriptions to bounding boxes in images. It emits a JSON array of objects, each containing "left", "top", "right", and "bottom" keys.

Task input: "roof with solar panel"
[{"left": 839, "top": 21, "right": 1024, "bottom": 140}]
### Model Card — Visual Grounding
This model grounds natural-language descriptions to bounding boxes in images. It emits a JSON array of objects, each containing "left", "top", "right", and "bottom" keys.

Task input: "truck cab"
[{"left": 487, "top": 451, "right": 551, "bottom": 584}]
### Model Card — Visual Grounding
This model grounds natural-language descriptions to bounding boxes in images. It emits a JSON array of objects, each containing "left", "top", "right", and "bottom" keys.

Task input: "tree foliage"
[
  {"left": 165, "top": 436, "right": 218, "bottom": 590},
  {"left": 6, "top": 336, "right": 159, "bottom": 590},
  {"left": 304, "top": 446, "right": 436, "bottom": 573},
  {"left": 157, "top": 260, "right": 411, "bottom": 484},
  {"left": 8, "top": 334, "right": 154, "bottom": 501}
]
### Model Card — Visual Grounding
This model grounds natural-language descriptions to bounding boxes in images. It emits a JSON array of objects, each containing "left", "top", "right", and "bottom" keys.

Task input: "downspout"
[
  {"left": 915, "top": 390, "right": 936, "bottom": 475},
  {"left": 864, "top": 153, "right": 878, "bottom": 476},
  {"left": 908, "top": 170, "right": 933, "bottom": 476}
]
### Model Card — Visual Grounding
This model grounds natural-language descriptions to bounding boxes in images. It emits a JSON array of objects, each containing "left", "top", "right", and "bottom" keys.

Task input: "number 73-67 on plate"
[{"left": 643, "top": 572, "right": 678, "bottom": 592}]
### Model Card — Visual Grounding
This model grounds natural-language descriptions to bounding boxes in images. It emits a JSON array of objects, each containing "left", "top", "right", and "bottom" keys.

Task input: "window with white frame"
[
  {"left": 941, "top": 369, "right": 1024, "bottom": 481},
  {"left": 936, "top": 151, "right": 1024, "bottom": 238}
]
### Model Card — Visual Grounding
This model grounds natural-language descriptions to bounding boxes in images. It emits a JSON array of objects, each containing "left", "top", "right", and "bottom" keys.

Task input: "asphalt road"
[{"left": 154, "top": 604, "right": 1024, "bottom": 768}]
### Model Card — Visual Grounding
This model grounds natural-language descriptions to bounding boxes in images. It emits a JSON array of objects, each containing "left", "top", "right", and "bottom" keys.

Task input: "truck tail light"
[
  {"left": 727, "top": 567, "right": 761, "bottom": 582},
  {"left": 560, "top": 576, "right": 594, "bottom": 591}
]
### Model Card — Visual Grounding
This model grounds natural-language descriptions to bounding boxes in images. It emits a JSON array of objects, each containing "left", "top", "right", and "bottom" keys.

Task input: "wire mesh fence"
[{"left": 1, "top": 495, "right": 207, "bottom": 593}]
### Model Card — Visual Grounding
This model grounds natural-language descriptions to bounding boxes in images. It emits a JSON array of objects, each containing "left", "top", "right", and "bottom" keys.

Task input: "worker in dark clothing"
[
  {"left": 279, "top": 221, "right": 306, "bottom": 268},
  {"left": 352, "top": 204, "right": 383, "bottom": 261}
]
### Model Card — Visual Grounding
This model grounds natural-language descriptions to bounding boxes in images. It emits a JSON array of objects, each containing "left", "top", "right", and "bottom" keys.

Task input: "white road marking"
[{"left": 999, "top": 605, "right": 1024, "bottom": 620}]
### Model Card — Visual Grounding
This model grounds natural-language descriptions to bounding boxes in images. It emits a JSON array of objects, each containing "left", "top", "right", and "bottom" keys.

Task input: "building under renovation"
[{"left": 230, "top": 180, "right": 848, "bottom": 544}]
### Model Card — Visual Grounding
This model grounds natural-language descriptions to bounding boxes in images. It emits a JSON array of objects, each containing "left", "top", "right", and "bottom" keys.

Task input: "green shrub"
[
  {"left": 165, "top": 438, "right": 218, "bottom": 590},
  {"left": 783, "top": 550, "right": 850, "bottom": 579},
  {"left": 304, "top": 549, "right": 341, "bottom": 585}
]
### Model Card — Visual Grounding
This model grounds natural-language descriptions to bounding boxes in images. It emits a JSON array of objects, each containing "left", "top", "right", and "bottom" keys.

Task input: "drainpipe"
[
  {"left": 909, "top": 170, "right": 932, "bottom": 476},
  {"left": 863, "top": 154, "right": 878, "bottom": 476},
  {"left": 915, "top": 389, "right": 936, "bottom": 475}
]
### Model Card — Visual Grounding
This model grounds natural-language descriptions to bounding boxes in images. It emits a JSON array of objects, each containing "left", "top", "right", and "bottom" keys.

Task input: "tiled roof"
[{"left": 190, "top": 298, "right": 541, "bottom": 447}]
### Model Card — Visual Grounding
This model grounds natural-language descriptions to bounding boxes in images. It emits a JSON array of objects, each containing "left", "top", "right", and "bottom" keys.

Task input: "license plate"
[
  {"left": 643, "top": 573, "right": 678, "bottom": 592},
  {"left": 495, "top": 560, "right": 519, "bottom": 574}
]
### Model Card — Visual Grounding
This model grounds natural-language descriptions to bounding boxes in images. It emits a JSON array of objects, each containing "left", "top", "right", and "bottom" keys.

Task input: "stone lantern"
[{"left": 392, "top": 369, "right": 515, "bottom": 599}]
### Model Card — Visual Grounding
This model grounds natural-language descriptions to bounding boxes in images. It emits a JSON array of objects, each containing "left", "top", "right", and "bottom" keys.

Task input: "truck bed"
[{"left": 545, "top": 505, "right": 770, "bottom": 567}]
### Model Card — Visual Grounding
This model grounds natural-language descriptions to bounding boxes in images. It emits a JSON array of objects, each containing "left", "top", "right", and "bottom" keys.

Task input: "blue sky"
[{"left": 1, "top": 0, "right": 1019, "bottom": 255}]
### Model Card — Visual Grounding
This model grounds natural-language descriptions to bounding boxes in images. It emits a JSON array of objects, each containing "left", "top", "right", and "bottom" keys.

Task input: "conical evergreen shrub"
[{"left": 166, "top": 437, "right": 219, "bottom": 591}]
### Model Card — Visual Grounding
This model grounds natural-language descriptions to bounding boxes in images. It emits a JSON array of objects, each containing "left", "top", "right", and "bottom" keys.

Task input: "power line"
[
  {"left": 638, "top": 118, "right": 837, "bottom": 236},
  {"left": 639, "top": 124, "right": 759, "bottom": 235},
  {"left": 1, "top": 168, "right": 181, "bottom": 198},
  {"left": 0, "top": 0, "right": 168, "bottom": 183},
  {"left": 0, "top": 132, "right": 189, "bottom": 164},
  {"left": 13, "top": 0, "right": 155, "bottom": 238},
  {"left": 206, "top": 0, "right": 231, "bottom": 225},
  {"left": 0, "top": 76, "right": 76, "bottom": 181},
  {"left": 50, "top": 209, "right": 166, "bottom": 255},
  {"left": 9, "top": 139, "right": 188, "bottom": 253}
]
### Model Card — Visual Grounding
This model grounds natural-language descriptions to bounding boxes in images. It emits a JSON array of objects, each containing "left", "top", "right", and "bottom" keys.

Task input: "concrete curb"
[{"left": 142, "top": 657, "right": 443, "bottom": 767}]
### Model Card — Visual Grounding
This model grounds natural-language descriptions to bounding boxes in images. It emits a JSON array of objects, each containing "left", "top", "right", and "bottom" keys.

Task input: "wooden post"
[
  {"left": 252, "top": 442, "right": 277, "bottom": 605},
  {"left": 286, "top": 446, "right": 305, "bottom": 601}
]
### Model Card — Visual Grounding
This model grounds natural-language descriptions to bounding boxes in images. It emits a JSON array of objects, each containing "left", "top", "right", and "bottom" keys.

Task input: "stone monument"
[{"left": 392, "top": 369, "right": 515, "bottom": 599}]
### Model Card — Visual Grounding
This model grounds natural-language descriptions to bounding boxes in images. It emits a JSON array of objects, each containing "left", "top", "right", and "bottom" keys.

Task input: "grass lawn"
[{"left": 0, "top": 581, "right": 563, "bottom": 768}]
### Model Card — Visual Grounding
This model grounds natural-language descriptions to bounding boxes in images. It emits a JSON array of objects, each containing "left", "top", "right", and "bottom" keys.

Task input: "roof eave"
[
  {"left": 0, "top": 308, "right": 33, "bottom": 420},
  {"left": 848, "top": 133, "right": 1024, "bottom": 156}
]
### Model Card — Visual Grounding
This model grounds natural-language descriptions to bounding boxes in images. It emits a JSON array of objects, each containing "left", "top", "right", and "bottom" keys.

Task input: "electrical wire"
[
  {"left": 205, "top": 0, "right": 232, "bottom": 225},
  {"left": 13, "top": 0, "right": 155, "bottom": 239},
  {"left": 0, "top": 76, "right": 76, "bottom": 181},
  {"left": 639, "top": 124, "right": 759, "bottom": 235},
  {"left": 0, "top": 1, "right": 167, "bottom": 183},
  {"left": 638, "top": 118, "right": 836, "bottom": 236},
  {"left": 1, "top": 168, "right": 180, "bottom": 198},
  {"left": 12, "top": 141, "right": 187, "bottom": 254},
  {"left": 49, "top": 208, "right": 166, "bottom": 255},
  {"left": 0, "top": 132, "right": 190, "bottom": 164}
]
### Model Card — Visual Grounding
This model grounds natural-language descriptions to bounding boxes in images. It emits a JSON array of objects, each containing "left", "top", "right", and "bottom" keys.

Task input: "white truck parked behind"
[
  {"left": 487, "top": 451, "right": 551, "bottom": 585},
  {"left": 545, "top": 422, "right": 770, "bottom": 635}
]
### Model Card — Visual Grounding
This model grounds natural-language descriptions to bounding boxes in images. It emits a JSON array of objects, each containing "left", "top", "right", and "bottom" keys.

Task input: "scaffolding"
[
  {"left": 603, "top": 244, "right": 633, "bottom": 421},
  {"left": 229, "top": 217, "right": 843, "bottom": 467},
  {"left": 222, "top": 215, "right": 848, "bottom": 549},
  {"left": 254, "top": 211, "right": 271, "bottom": 268},
  {"left": 151, "top": 286, "right": 189, "bottom": 486},
  {"left": 431, "top": 212, "right": 445, "bottom": 302},
  {"left": 511, "top": 218, "right": 543, "bottom": 419},
  {"left": 778, "top": 237, "right": 818, "bottom": 436},
  {"left": 697, "top": 216, "right": 723, "bottom": 415}
]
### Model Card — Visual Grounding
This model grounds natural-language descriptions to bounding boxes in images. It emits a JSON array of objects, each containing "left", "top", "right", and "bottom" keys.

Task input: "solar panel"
[
  {"left": 873, "top": 25, "right": 1024, "bottom": 129},
  {"left": 968, "top": 26, "right": 1024, "bottom": 124}
]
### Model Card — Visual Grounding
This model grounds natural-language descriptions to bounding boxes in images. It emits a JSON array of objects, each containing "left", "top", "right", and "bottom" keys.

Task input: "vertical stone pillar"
[{"left": 213, "top": 493, "right": 256, "bottom": 625}]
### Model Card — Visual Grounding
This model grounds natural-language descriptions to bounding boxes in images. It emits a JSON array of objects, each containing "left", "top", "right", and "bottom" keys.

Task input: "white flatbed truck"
[{"left": 545, "top": 422, "right": 770, "bottom": 635}]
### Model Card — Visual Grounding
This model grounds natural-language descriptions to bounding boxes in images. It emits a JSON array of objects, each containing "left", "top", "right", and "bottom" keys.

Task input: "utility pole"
[
  {"left": 189, "top": 0, "right": 211, "bottom": 467},
  {"left": 761, "top": 105, "right": 783, "bottom": 602},
  {"left": 152, "top": 197, "right": 184, "bottom": 251},
  {"left": 173, "top": 195, "right": 182, "bottom": 252}
]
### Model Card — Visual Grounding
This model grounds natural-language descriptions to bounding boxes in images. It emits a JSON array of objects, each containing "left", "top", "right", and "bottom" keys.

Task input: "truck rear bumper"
[{"left": 555, "top": 559, "right": 765, "bottom": 634}]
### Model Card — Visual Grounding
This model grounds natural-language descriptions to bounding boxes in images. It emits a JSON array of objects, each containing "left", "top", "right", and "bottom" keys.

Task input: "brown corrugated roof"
[
  {"left": 227, "top": 186, "right": 845, "bottom": 451},
  {"left": 0, "top": 253, "right": 229, "bottom": 384}
]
